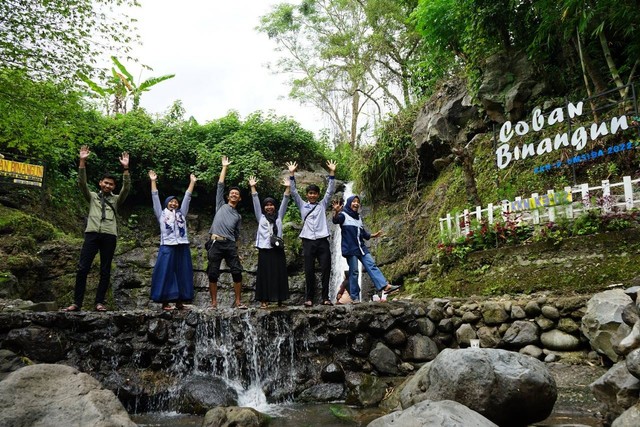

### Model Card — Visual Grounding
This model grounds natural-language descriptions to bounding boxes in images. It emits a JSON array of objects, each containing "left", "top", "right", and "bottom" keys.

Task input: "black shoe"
[{"left": 382, "top": 285, "right": 400, "bottom": 297}]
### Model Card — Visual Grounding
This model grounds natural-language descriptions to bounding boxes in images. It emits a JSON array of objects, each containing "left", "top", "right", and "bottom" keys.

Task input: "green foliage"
[
  {"left": 0, "top": 0, "right": 139, "bottom": 80},
  {"left": 353, "top": 105, "right": 420, "bottom": 201}
]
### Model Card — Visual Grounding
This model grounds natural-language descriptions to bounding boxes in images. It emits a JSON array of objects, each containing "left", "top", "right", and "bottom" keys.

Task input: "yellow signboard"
[{"left": 0, "top": 158, "right": 44, "bottom": 187}]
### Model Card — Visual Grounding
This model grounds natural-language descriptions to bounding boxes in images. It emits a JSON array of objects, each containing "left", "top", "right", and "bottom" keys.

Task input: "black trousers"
[
  {"left": 74, "top": 232, "right": 117, "bottom": 308},
  {"left": 302, "top": 237, "right": 331, "bottom": 302}
]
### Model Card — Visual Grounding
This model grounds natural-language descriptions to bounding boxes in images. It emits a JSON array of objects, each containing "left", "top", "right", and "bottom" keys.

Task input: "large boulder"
[
  {"left": 398, "top": 348, "right": 556, "bottom": 427},
  {"left": 581, "top": 289, "right": 633, "bottom": 363},
  {"left": 177, "top": 375, "right": 238, "bottom": 415},
  {"left": 0, "top": 364, "right": 136, "bottom": 427},
  {"left": 367, "top": 399, "right": 498, "bottom": 427},
  {"left": 590, "top": 361, "right": 640, "bottom": 421}
]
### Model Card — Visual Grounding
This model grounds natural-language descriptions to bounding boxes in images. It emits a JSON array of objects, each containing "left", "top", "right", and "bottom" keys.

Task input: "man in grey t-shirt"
[{"left": 206, "top": 156, "right": 246, "bottom": 309}]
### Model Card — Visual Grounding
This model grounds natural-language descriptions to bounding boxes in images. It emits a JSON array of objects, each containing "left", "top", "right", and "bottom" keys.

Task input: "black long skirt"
[{"left": 255, "top": 247, "right": 289, "bottom": 302}]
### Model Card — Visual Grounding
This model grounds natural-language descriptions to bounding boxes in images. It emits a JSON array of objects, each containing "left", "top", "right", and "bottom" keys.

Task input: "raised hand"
[
  {"left": 248, "top": 176, "right": 258, "bottom": 187},
  {"left": 282, "top": 177, "right": 291, "bottom": 187},
  {"left": 222, "top": 156, "right": 231, "bottom": 167},
  {"left": 79, "top": 145, "right": 91, "bottom": 160},
  {"left": 148, "top": 170, "right": 157, "bottom": 181},
  {"left": 286, "top": 161, "right": 298, "bottom": 174},
  {"left": 190, "top": 174, "right": 198, "bottom": 184},
  {"left": 326, "top": 159, "right": 337, "bottom": 173},
  {"left": 120, "top": 152, "right": 130, "bottom": 169},
  {"left": 331, "top": 199, "right": 343, "bottom": 213}
]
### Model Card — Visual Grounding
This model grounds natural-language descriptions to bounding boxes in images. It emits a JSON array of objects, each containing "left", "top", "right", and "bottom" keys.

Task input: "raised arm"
[
  {"left": 219, "top": 156, "right": 231, "bottom": 183},
  {"left": 117, "top": 151, "right": 131, "bottom": 205},
  {"left": 278, "top": 177, "right": 291, "bottom": 220},
  {"left": 181, "top": 174, "right": 197, "bottom": 216},
  {"left": 148, "top": 170, "right": 162, "bottom": 220},
  {"left": 78, "top": 145, "right": 91, "bottom": 201},
  {"left": 286, "top": 161, "right": 303, "bottom": 208},
  {"left": 321, "top": 160, "right": 337, "bottom": 205},
  {"left": 249, "top": 176, "right": 262, "bottom": 220}
]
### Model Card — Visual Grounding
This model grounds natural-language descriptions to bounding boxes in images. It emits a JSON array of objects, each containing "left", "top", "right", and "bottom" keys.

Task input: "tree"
[
  {"left": 531, "top": 0, "right": 639, "bottom": 101},
  {"left": 258, "top": 0, "right": 424, "bottom": 147},
  {"left": 0, "top": 0, "right": 140, "bottom": 80},
  {"left": 79, "top": 57, "right": 175, "bottom": 115}
]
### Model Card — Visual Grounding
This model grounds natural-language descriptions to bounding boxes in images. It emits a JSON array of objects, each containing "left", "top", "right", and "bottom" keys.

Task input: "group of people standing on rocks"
[{"left": 63, "top": 147, "right": 399, "bottom": 313}]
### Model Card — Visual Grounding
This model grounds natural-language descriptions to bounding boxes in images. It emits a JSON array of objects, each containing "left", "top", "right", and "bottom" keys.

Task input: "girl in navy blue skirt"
[{"left": 149, "top": 170, "right": 196, "bottom": 311}]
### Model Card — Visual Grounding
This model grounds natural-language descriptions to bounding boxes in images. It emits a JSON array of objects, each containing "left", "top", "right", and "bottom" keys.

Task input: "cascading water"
[
  {"left": 329, "top": 182, "right": 362, "bottom": 302},
  {"left": 159, "top": 311, "right": 301, "bottom": 416}
]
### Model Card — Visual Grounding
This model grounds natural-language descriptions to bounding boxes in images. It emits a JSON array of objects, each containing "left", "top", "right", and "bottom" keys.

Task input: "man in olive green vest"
[{"left": 64, "top": 145, "right": 130, "bottom": 312}]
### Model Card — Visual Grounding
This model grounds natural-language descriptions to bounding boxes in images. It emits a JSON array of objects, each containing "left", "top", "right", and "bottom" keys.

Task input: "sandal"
[
  {"left": 176, "top": 303, "right": 190, "bottom": 311},
  {"left": 322, "top": 300, "right": 333, "bottom": 306},
  {"left": 95, "top": 303, "right": 108, "bottom": 312},
  {"left": 63, "top": 304, "right": 79, "bottom": 312},
  {"left": 304, "top": 301, "right": 313, "bottom": 307},
  {"left": 260, "top": 303, "right": 268, "bottom": 309},
  {"left": 233, "top": 302, "right": 248, "bottom": 309},
  {"left": 162, "top": 304, "right": 175, "bottom": 311}
]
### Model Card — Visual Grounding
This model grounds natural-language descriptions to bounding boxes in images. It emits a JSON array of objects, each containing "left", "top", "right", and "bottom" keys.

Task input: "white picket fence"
[{"left": 439, "top": 175, "right": 640, "bottom": 242}]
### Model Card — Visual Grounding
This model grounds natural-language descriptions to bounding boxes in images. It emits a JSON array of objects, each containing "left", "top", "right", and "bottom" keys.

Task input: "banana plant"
[{"left": 79, "top": 57, "right": 175, "bottom": 115}]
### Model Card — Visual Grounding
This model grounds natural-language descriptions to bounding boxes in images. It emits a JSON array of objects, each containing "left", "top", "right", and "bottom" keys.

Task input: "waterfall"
[
  {"left": 177, "top": 312, "right": 299, "bottom": 414},
  {"left": 329, "top": 182, "right": 362, "bottom": 302}
]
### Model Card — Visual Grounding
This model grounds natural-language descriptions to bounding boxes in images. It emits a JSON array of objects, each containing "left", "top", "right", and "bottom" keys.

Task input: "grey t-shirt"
[{"left": 208, "top": 182, "right": 241, "bottom": 241}]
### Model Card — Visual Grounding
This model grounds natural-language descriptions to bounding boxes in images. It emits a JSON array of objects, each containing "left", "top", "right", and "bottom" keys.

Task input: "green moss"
[{"left": 0, "top": 205, "right": 60, "bottom": 242}]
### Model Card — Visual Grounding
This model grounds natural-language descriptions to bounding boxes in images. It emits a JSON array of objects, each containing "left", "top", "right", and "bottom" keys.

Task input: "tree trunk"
[{"left": 598, "top": 30, "right": 626, "bottom": 99}]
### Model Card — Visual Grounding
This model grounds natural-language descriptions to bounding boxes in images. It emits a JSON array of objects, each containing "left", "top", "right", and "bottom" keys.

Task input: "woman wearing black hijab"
[{"left": 249, "top": 175, "right": 291, "bottom": 308}]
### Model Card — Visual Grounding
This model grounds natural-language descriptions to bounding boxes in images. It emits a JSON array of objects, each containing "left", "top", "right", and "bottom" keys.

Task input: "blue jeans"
[{"left": 346, "top": 253, "right": 387, "bottom": 300}]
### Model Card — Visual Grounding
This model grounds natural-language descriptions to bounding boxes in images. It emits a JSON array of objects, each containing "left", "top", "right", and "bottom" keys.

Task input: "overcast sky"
[{"left": 125, "top": 0, "right": 326, "bottom": 135}]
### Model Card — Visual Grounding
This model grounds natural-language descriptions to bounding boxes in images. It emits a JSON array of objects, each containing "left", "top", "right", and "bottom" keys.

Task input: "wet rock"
[
  {"left": 147, "top": 318, "right": 170, "bottom": 344},
  {"left": 4, "top": 326, "right": 67, "bottom": 362},
  {"left": 0, "top": 364, "right": 136, "bottom": 427},
  {"left": 177, "top": 375, "right": 238, "bottom": 415},
  {"left": 298, "top": 383, "right": 344, "bottom": 402},
  {"left": 202, "top": 406, "right": 269, "bottom": 427},
  {"left": 350, "top": 333, "right": 372, "bottom": 357},
  {"left": 321, "top": 362, "right": 345, "bottom": 383},
  {"left": 383, "top": 328, "right": 407, "bottom": 347},
  {"left": 0, "top": 349, "right": 27, "bottom": 380},
  {"left": 368, "top": 399, "right": 498, "bottom": 427},
  {"left": 416, "top": 317, "right": 436, "bottom": 337},
  {"left": 345, "top": 373, "right": 388, "bottom": 407},
  {"left": 369, "top": 342, "right": 399, "bottom": 375}
]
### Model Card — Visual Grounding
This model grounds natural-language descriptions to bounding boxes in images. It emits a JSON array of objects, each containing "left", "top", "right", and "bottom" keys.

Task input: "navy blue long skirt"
[{"left": 151, "top": 244, "right": 194, "bottom": 302}]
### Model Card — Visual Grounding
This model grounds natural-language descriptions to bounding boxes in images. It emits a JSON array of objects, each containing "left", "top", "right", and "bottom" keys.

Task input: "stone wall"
[{"left": 0, "top": 293, "right": 594, "bottom": 412}]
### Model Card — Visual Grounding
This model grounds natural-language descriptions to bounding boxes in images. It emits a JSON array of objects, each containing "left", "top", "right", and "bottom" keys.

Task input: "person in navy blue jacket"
[{"left": 332, "top": 195, "right": 400, "bottom": 302}]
